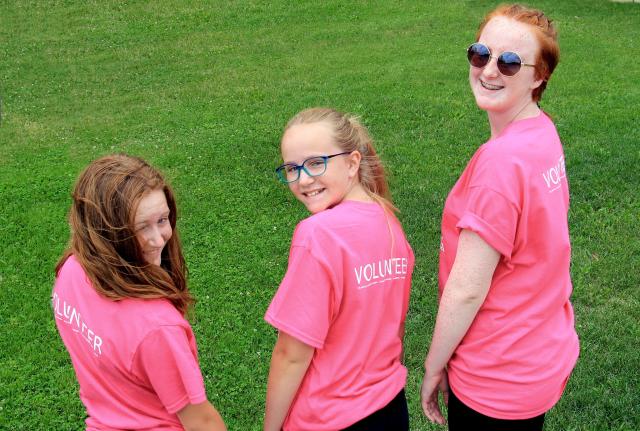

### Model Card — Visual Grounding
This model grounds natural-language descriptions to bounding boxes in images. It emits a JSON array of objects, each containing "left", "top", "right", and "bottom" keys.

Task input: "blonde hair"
[
  {"left": 56, "top": 154, "right": 193, "bottom": 315},
  {"left": 284, "top": 107, "right": 397, "bottom": 214}
]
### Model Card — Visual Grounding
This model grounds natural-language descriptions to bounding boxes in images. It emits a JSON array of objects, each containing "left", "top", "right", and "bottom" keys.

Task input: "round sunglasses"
[{"left": 466, "top": 42, "right": 535, "bottom": 77}]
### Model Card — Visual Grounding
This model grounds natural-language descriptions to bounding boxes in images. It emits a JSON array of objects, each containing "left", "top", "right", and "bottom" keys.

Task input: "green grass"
[{"left": 1, "top": 0, "right": 638, "bottom": 429}]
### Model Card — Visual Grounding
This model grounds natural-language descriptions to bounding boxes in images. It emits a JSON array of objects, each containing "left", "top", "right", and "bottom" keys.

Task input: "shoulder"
[
  {"left": 113, "top": 298, "right": 192, "bottom": 352},
  {"left": 490, "top": 113, "right": 559, "bottom": 156},
  {"left": 293, "top": 205, "right": 345, "bottom": 242},
  {"left": 54, "top": 255, "right": 94, "bottom": 296},
  {"left": 129, "top": 298, "right": 189, "bottom": 329},
  {"left": 56, "top": 256, "right": 184, "bottom": 325},
  {"left": 57, "top": 254, "right": 87, "bottom": 280},
  {"left": 293, "top": 201, "right": 384, "bottom": 245},
  {"left": 476, "top": 114, "right": 559, "bottom": 174}
]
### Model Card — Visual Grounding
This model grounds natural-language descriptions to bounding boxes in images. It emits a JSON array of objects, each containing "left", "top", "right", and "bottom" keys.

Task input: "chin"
[
  {"left": 305, "top": 204, "right": 328, "bottom": 214},
  {"left": 474, "top": 98, "right": 506, "bottom": 114}
]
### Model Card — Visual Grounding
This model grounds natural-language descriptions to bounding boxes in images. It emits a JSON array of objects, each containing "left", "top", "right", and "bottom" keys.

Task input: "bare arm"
[
  {"left": 421, "top": 229, "right": 500, "bottom": 424},
  {"left": 264, "top": 331, "right": 314, "bottom": 431},
  {"left": 177, "top": 401, "right": 227, "bottom": 431}
]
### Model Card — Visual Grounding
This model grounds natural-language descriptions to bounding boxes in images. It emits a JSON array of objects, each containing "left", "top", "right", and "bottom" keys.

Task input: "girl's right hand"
[{"left": 420, "top": 368, "right": 449, "bottom": 425}]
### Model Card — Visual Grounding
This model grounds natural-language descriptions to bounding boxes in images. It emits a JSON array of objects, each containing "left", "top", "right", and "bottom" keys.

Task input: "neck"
[
  {"left": 488, "top": 100, "right": 540, "bottom": 138},
  {"left": 343, "top": 182, "right": 374, "bottom": 204}
]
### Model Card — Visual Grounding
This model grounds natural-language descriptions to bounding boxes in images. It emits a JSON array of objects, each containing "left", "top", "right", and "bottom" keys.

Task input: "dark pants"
[
  {"left": 448, "top": 388, "right": 546, "bottom": 431},
  {"left": 341, "top": 389, "right": 409, "bottom": 431}
]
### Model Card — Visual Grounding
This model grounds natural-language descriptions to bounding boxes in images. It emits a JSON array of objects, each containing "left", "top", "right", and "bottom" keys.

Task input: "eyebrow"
[
  {"left": 282, "top": 154, "right": 327, "bottom": 164},
  {"left": 134, "top": 211, "right": 170, "bottom": 227}
]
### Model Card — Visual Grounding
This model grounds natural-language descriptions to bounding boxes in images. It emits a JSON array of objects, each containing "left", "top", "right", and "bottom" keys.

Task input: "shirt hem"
[
  {"left": 165, "top": 391, "right": 207, "bottom": 414},
  {"left": 449, "top": 370, "right": 571, "bottom": 420},
  {"left": 264, "top": 313, "right": 324, "bottom": 349}
]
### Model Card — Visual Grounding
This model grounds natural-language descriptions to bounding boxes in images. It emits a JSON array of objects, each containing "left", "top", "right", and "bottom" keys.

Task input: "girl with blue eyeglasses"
[{"left": 264, "top": 108, "right": 415, "bottom": 431}]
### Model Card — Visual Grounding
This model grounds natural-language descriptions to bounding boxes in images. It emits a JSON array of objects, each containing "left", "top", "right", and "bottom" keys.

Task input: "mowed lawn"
[{"left": 1, "top": 1, "right": 638, "bottom": 429}]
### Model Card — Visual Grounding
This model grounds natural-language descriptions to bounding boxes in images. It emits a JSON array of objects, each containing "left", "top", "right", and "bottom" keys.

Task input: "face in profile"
[
  {"left": 133, "top": 189, "right": 172, "bottom": 266},
  {"left": 280, "top": 122, "right": 359, "bottom": 214},
  {"left": 469, "top": 16, "right": 543, "bottom": 115}
]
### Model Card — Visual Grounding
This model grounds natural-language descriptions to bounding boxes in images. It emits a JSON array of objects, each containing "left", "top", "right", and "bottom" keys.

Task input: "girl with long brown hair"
[{"left": 53, "top": 154, "right": 226, "bottom": 431}]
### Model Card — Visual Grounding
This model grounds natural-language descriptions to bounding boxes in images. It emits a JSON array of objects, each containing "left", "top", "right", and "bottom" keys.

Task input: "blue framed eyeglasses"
[{"left": 275, "top": 152, "right": 351, "bottom": 184}]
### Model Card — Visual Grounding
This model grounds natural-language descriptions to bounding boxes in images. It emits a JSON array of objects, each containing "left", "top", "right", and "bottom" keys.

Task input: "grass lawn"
[{"left": 1, "top": 0, "right": 638, "bottom": 429}]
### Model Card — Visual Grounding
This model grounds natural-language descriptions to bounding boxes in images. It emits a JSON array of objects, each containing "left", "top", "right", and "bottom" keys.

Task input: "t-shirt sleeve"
[
  {"left": 132, "top": 325, "right": 207, "bottom": 414},
  {"left": 457, "top": 185, "right": 519, "bottom": 259},
  {"left": 265, "top": 245, "right": 335, "bottom": 349}
]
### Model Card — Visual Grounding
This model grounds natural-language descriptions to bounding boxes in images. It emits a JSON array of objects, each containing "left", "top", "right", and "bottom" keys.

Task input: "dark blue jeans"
[{"left": 341, "top": 389, "right": 409, "bottom": 431}]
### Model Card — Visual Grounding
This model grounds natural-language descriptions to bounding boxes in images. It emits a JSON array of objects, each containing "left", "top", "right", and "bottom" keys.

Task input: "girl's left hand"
[{"left": 420, "top": 368, "right": 449, "bottom": 425}]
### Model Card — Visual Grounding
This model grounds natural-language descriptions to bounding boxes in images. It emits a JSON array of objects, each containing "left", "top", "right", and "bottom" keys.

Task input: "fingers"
[
  {"left": 422, "top": 399, "right": 446, "bottom": 425},
  {"left": 421, "top": 380, "right": 446, "bottom": 425},
  {"left": 440, "top": 373, "right": 450, "bottom": 406}
]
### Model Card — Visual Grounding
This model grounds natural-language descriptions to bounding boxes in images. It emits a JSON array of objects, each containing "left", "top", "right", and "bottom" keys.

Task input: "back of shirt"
[
  {"left": 440, "top": 113, "right": 579, "bottom": 419},
  {"left": 52, "top": 255, "right": 207, "bottom": 430},
  {"left": 266, "top": 200, "right": 415, "bottom": 430}
]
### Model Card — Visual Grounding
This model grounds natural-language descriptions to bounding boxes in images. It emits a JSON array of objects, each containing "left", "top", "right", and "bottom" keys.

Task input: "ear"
[
  {"left": 347, "top": 150, "right": 362, "bottom": 179},
  {"left": 532, "top": 78, "right": 544, "bottom": 90},
  {"left": 530, "top": 72, "right": 545, "bottom": 91}
]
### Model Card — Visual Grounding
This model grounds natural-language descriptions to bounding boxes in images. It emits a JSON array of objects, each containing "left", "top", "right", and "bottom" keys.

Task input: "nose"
[
  {"left": 482, "top": 56, "right": 500, "bottom": 78},
  {"left": 145, "top": 226, "right": 164, "bottom": 247},
  {"left": 298, "top": 168, "right": 315, "bottom": 186}
]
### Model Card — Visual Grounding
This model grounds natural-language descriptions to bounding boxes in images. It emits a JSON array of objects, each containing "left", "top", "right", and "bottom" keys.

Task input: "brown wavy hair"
[
  {"left": 477, "top": 4, "right": 559, "bottom": 102},
  {"left": 56, "top": 154, "right": 193, "bottom": 315},
  {"left": 284, "top": 107, "right": 397, "bottom": 214}
]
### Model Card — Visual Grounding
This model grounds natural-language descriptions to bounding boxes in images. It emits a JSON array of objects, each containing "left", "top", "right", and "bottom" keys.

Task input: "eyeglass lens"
[
  {"left": 279, "top": 157, "right": 327, "bottom": 183},
  {"left": 467, "top": 43, "right": 523, "bottom": 77}
]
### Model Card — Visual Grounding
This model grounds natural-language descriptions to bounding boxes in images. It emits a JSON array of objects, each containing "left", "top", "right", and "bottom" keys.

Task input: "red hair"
[{"left": 477, "top": 4, "right": 559, "bottom": 102}]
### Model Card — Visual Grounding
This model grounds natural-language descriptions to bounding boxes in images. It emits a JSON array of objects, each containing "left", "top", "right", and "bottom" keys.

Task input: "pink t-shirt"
[
  {"left": 265, "top": 200, "right": 414, "bottom": 430},
  {"left": 440, "top": 112, "right": 580, "bottom": 419},
  {"left": 52, "top": 255, "right": 207, "bottom": 430}
]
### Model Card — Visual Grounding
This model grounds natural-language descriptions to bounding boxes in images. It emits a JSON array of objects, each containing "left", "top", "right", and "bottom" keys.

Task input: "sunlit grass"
[{"left": 1, "top": 1, "right": 638, "bottom": 429}]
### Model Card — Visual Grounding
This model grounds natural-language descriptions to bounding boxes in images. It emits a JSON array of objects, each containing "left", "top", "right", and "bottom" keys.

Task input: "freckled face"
[
  {"left": 470, "top": 17, "right": 543, "bottom": 116},
  {"left": 280, "top": 122, "right": 358, "bottom": 214},
  {"left": 133, "top": 189, "right": 172, "bottom": 266}
]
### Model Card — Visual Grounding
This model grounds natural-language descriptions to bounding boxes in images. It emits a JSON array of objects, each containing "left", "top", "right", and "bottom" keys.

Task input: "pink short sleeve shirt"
[
  {"left": 266, "top": 200, "right": 415, "bottom": 430},
  {"left": 440, "top": 112, "right": 580, "bottom": 419},
  {"left": 52, "top": 255, "right": 207, "bottom": 430}
]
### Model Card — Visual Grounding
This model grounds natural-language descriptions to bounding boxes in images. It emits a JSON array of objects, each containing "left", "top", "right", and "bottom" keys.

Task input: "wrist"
[{"left": 424, "top": 356, "right": 445, "bottom": 375}]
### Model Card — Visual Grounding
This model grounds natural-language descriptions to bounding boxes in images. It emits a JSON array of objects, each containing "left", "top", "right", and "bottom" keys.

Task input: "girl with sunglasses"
[
  {"left": 264, "top": 108, "right": 414, "bottom": 430},
  {"left": 421, "top": 4, "right": 579, "bottom": 431},
  {"left": 53, "top": 154, "right": 226, "bottom": 431}
]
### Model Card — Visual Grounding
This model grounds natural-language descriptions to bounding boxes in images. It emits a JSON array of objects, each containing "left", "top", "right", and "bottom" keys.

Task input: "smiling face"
[
  {"left": 470, "top": 16, "right": 543, "bottom": 119},
  {"left": 280, "top": 122, "right": 360, "bottom": 214},
  {"left": 133, "top": 189, "right": 172, "bottom": 266}
]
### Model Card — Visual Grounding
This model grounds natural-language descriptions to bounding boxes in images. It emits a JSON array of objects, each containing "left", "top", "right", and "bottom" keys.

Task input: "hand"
[{"left": 420, "top": 368, "right": 449, "bottom": 425}]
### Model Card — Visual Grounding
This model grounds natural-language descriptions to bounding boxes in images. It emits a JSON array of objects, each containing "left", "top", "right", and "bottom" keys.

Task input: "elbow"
[
  {"left": 184, "top": 415, "right": 226, "bottom": 431},
  {"left": 271, "top": 333, "right": 315, "bottom": 366},
  {"left": 444, "top": 282, "right": 489, "bottom": 308},
  {"left": 179, "top": 403, "right": 227, "bottom": 431},
  {"left": 272, "top": 345, "right": 312, "bottom": 366},
  {"left": 455, "top": 290, "right": 485, "bottom": 305}
]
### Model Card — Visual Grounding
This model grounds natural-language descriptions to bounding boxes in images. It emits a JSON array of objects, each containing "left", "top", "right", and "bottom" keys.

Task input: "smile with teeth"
[
  {"left": 481, "top": 80, "right": 504, "bottom": 90},
  {"left": 304, "top": 189, "right": 325, "bottom": 197}
]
